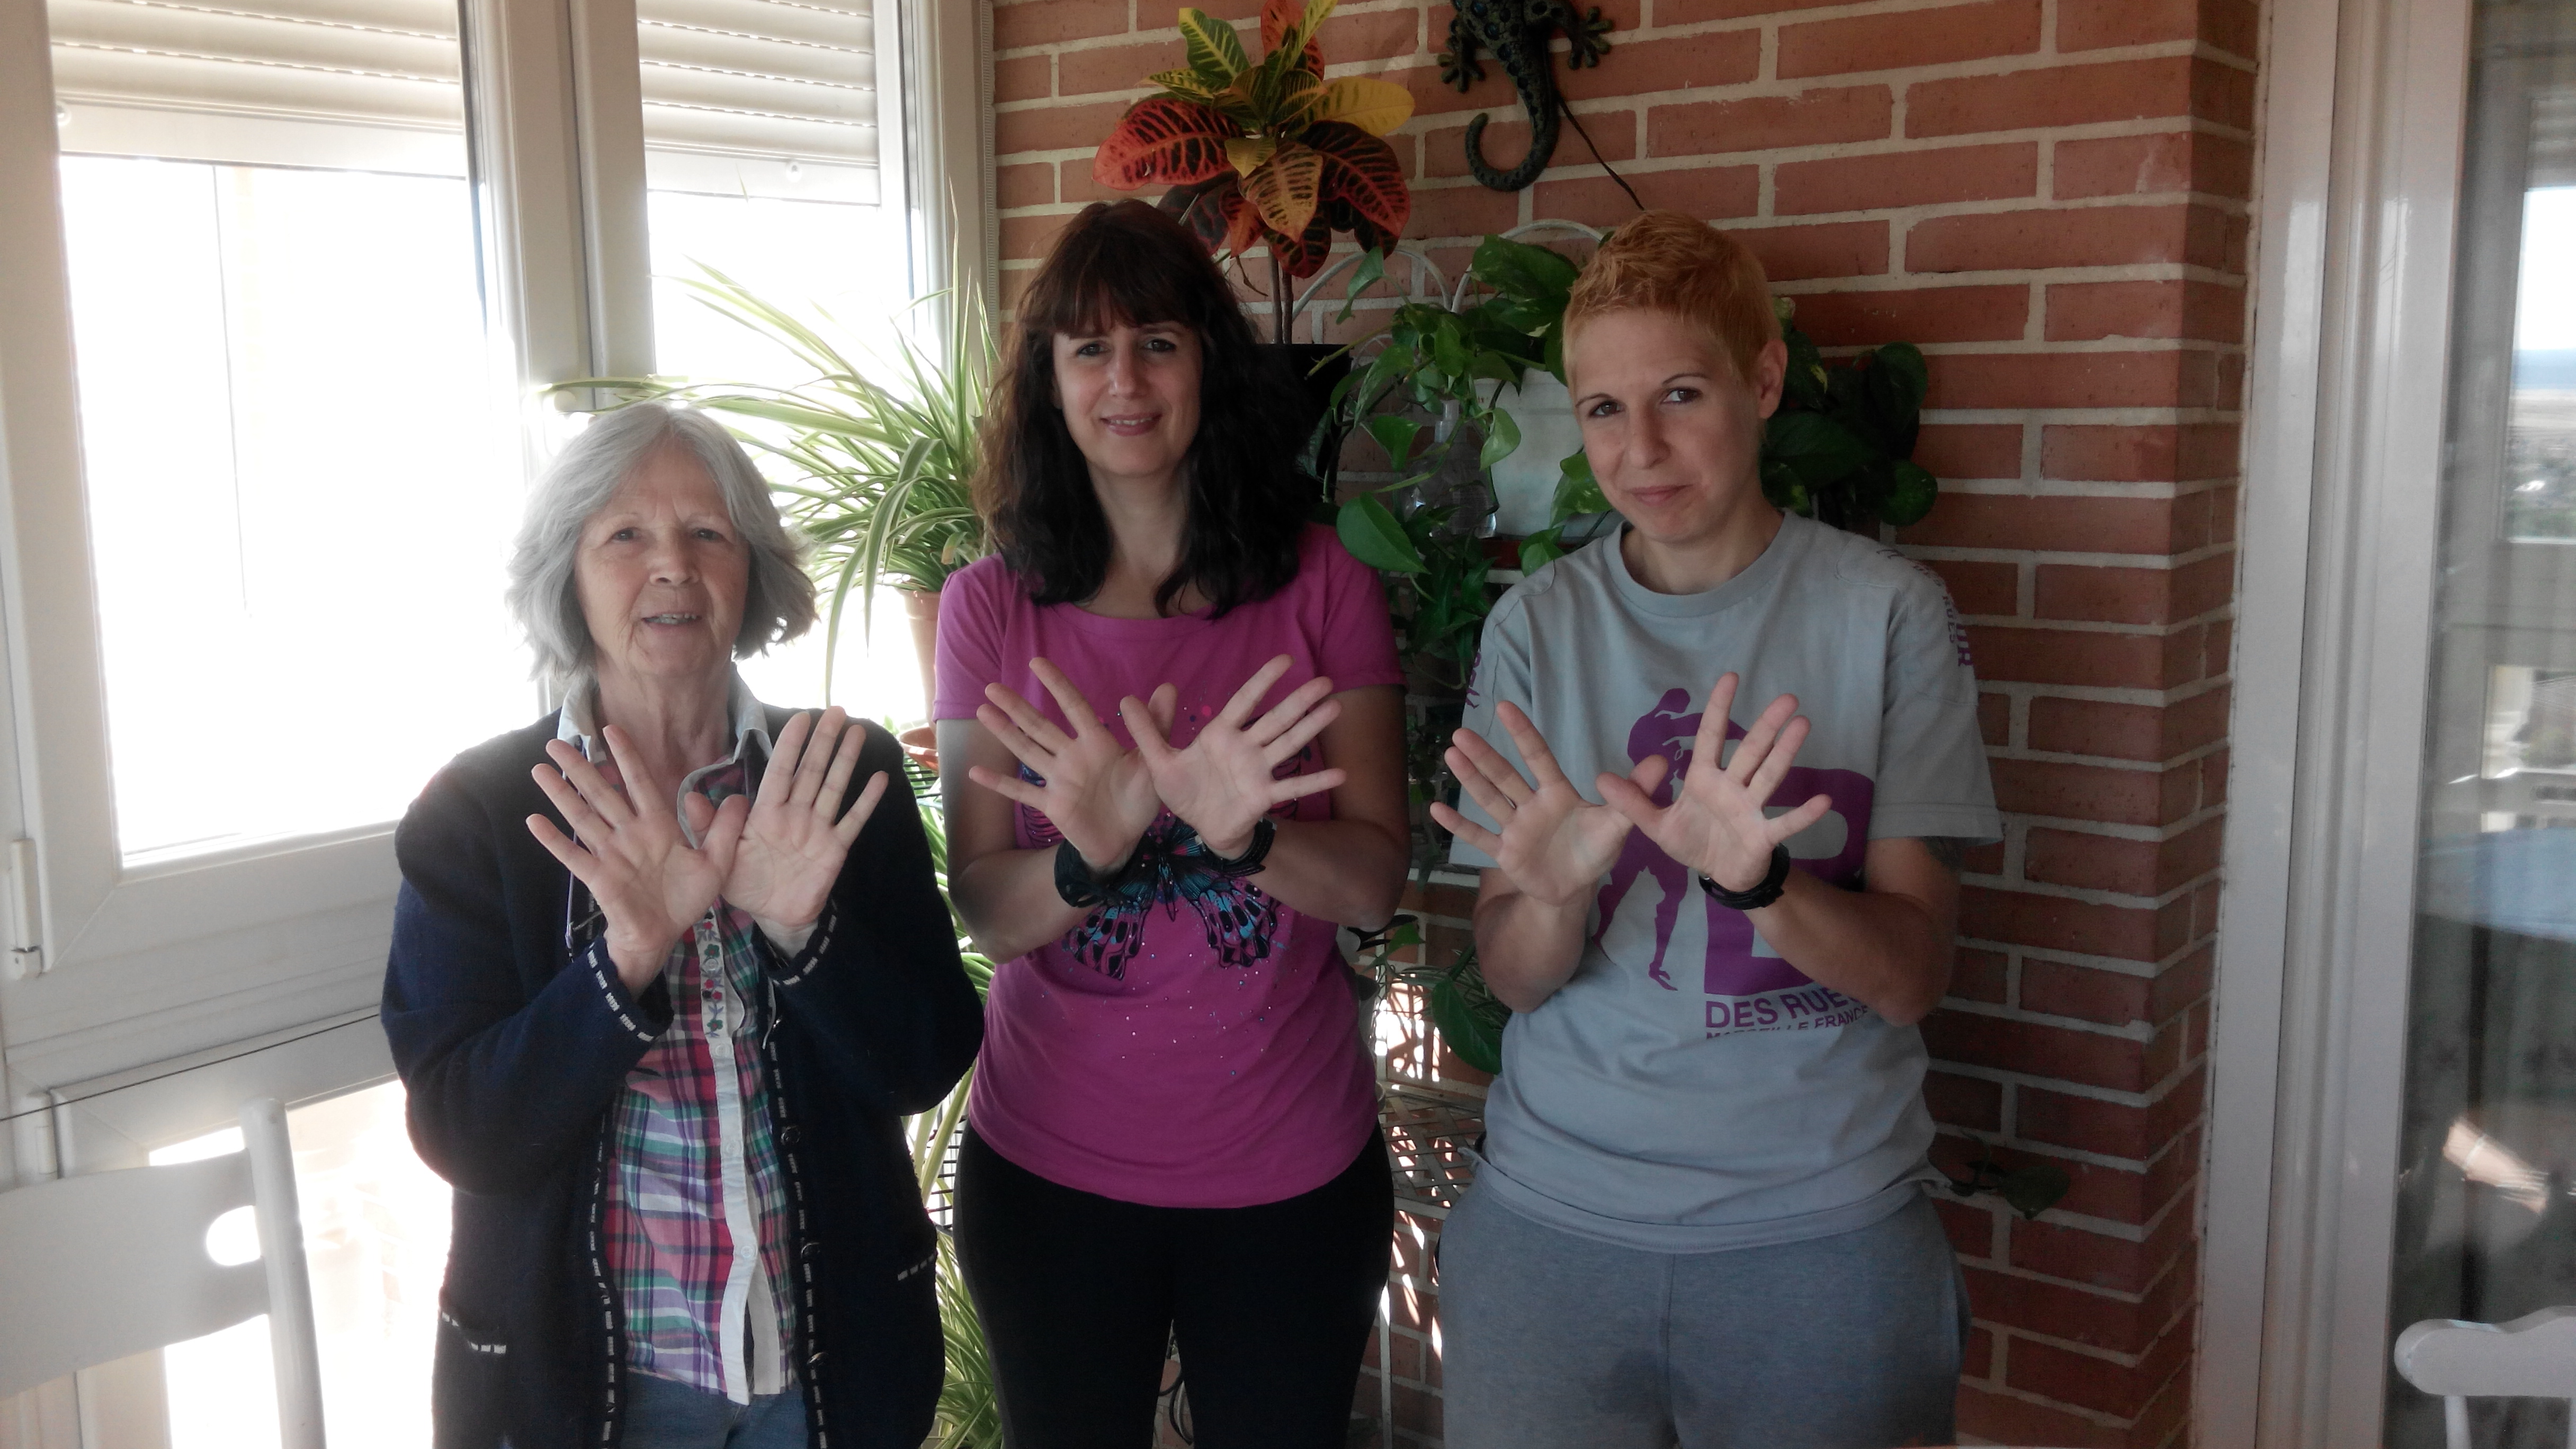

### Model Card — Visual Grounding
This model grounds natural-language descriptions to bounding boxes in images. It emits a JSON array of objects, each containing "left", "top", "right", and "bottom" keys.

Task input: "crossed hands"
[
  {"left": 964, "top": 655, "right": 1347, "bottom": 875},
  {"left": 1427, "top": 675, "right": 1832, "bottom": 909},
  {"left": 526, "top": 708, "right": 889, "bottom": 992}
]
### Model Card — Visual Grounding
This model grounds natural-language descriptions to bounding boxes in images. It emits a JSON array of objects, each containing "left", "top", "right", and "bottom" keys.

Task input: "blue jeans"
[{"left": 620, "top": 1372, "right": 810, "bottom": 1449}]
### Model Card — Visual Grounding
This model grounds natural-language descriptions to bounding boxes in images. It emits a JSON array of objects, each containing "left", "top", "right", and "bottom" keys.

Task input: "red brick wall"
[{"left": 992, "top": 1, "right": 2256, "bottom": 1444}]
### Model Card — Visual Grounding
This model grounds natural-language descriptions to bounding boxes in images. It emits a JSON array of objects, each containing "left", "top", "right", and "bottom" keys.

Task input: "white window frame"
[
  {"left": 2196, "top": 0, "right": 2486, "bottom": 1443},
  {"left": 0, "top": 0, "right": 983, "bottom": 1114}
]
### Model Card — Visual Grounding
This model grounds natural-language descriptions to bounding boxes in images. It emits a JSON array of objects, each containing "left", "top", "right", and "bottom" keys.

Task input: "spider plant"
[
  {"left": 562, "top": 263, "right": 994, "bottom": 698},
  {"left": 909, "top": 779, "right": 1000, "bottom": 1448}
]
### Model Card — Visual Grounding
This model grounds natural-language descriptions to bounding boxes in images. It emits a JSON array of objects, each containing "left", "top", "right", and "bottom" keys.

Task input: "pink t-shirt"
[{"left": 933, "top": 524, "right": 1403, "bottom": 1208}]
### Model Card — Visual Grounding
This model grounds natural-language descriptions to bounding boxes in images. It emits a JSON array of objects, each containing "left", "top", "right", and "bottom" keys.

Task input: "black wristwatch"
[
  {"left": 1053, "top": 839, "right": 1126, "bottom": 908},
  {"left": 1202, "top": 817, "right": 1276, "bottom": 879},
  {"left": 1698, "top": 844, "right": 1792, "bottom": 911}
]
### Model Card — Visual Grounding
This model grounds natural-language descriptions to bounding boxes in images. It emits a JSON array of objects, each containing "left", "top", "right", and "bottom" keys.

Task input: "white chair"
[
  {"left": 0, "top": 1096, "right": 326, "bottom": 1447},
  {"left": 2393, "top": 1306, "right": 2576, "bottom": 1449}
]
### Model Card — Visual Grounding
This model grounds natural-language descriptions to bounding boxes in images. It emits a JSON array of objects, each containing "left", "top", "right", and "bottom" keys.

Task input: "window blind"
[
  {"left": 2536, "top": 86, "right": 2576, "bottom": 187},
  {"left": 47, "top": 0, "right": 468, "bottom": 172},
  {"left": 44, "top": 0, "right": 884, "bottom": 198},
  {"left": 638, "top": 0, "right": 880, "bottom": 203}
]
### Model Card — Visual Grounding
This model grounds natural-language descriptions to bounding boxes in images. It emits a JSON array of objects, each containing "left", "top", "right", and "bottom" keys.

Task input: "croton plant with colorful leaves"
[{"left": 1092, "top": 0, "right": 1415, "bottom": 281}]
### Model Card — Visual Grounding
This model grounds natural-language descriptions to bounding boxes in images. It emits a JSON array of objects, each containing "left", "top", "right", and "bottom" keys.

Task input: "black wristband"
[
  {"left": 1202, "top": 817, "right": 1276, "bottom": 878},
  {"left": 1698, "top": 844, "right": 1793, "bottom": 911},
  {"left": 1054, "top": 838, "right": 1125, "bottom": 908}
]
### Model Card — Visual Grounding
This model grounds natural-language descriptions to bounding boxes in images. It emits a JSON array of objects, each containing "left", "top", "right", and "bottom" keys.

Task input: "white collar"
[{"left": 556, "top": 671, "right": 775, "bottom": 827}]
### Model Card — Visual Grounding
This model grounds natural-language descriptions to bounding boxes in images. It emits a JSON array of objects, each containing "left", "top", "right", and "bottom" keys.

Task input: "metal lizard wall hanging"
[{"left": 1439, "top": 0, "right": 1630, "bottom": 194}]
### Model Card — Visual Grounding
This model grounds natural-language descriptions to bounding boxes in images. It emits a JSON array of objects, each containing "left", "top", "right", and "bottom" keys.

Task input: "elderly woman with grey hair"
[{"left": 381, "top": 401, "right": 983, "bottom": 1449}]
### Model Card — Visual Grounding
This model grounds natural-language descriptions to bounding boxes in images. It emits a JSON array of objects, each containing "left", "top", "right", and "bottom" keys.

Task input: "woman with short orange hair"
[{"left": 1427, "top": 211, "right": 2000, "bottom": 1447}]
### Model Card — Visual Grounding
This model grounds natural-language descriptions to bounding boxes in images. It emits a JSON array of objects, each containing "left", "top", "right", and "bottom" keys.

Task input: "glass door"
[{"left": 2385, "top": 3, "right": 2576, "bottom": 1444}]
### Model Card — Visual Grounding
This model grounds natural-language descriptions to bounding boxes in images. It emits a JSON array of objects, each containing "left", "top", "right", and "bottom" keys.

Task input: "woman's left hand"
[
  {"left": 1122, "top": 655, "right": 1348, "bottom": 858},
  {"left": 1595, "top": 673, "right": 1833, "bottom": 895},
  {"left": 724, "top": 708, "right": 889, "bottom": 947}
]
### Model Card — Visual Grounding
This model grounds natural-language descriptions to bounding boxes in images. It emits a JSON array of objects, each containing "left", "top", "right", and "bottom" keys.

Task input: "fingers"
[
  {"left": 757, "top": 710, "right": 815, "bottom": 808},
  {"left": 1248, "top": 675, "right": 1338, "bottom": 749},
  {"left": 1727, "top": 691, "right": 1803, "bottom": 784},
  {"left": 1629, "top": 753, "right": 1670, "bottom": 798},
  {"left": 530, "top": 761, "right": 614, "bottom": 843},
  {"left": 964, "top": 763, "right": 1046, "bottom": 811},
  {"left": 976, "top": 701, "right": 1056, "bottom": 770},
  {"left": 1427, "top": 801, "right": 1506, "bottom": 859},
  {"left": 680, "top": 790, "right": 717, "bottom": 843},
  {"left": 1444, "top": 742, "right": 1528, "bottom": 824},
  {"left": 1741, "top": 713, "right": 1814, "bottom": 805},
  {"left": 807, "top": 714, "right": 865, "bottom": 819},
  {"left": 1493, "top": 703, "right": 1572, "bottom": 791},
  {"left": 597, "top": 728, "right": 665, "bottom": 820},
  {"left": 701, "top": 794, "right": 750, "bottom": 874},
  {"left": 524, "top": 812, "right": 603, "bottom": 884},
  {"left": 1766, "top": 791, "right": 1833, "bottom": 843},
  {"left": 1216, "top": 655, "right": 1296, "bottom": 729},
  {"left": 832, "top": 771, "right": 892, "bottom": 845},
  {"left": 1694, "top": 674, "right": 1742, "bottom": 767},
  {"left": 1446, "top": 728, "right": 1535, "bottom": 809},
  {"left": 789, "top": 708, "right": 850, "bottom": 810},
  {"left": 1262, "top": 695, "right": 1341, "bottom": 765},
  {"left": 1028, "top": 659, "right": 1107, "bottom": 741},
  {"left": 1594, "top": 770, "right": 1664, "bottom": 826},
  {"left": 982, "top": 683, "right": 1070, "bottom": 759},
  {"left": 1148, "top": 683, "right": 1178, "bottom": 737},
  {"left": 1268, "top": 766, "right": 1347, "bottom": 804},
  {"left": 1119, "top": 694, "right": 1177, "bottom": 763},
  {"left": 543, "top": 738, "right": 632, "bottom": 826}
]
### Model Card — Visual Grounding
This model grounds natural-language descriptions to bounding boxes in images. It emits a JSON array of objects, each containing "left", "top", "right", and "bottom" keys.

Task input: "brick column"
[{"left": 989, "top": 2, "right": 2256, "bottom": 1443}]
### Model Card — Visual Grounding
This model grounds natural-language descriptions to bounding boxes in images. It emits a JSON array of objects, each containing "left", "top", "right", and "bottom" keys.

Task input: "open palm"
[
  {"left": 526, "top": 726, "right": 746, "bottom": 992},
  {"left": 966, "top": 658, "right": 1164, "bottom": 874},
  {"left": 1123, "top": 654, "right": 1346, "bottom": 857},
  {"left": 1596, "top": 674, "right": 1832, "bottom": 893},
  {"left": 725, "top": 707, "right": 889, "bottom": 939},
  {"left": 1431, "top": 702, "right": 1647, "bottom": 908}
]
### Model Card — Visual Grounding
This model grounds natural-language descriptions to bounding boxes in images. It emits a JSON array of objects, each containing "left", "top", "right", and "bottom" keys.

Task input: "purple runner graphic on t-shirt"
[{"left": 1591, "top": 688, "right": 1875, "bottom": 999}]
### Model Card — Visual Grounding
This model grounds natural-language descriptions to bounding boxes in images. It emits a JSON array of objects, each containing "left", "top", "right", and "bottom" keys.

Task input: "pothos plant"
[
  {"left": 1092, "top": 0, "right": 1414, "bottom": 336},
  {"left": 1328, "top": 232, "right": 1944, "bottom": 581}
]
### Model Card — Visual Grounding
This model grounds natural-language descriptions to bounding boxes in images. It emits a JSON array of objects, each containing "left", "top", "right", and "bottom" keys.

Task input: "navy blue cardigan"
[{"left": 381, "top": 710, "right": 982, "bottom": 1449}]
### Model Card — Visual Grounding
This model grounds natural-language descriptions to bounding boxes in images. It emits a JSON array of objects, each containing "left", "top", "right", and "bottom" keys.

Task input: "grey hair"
[{"left": 505, "top": 400, "right": 816, "bottom": 685}]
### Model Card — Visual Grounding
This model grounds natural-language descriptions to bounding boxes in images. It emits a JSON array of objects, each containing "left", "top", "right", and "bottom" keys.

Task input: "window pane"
[
  {"left": 51, "top": 0, "right": 529, "bottom": 860},
  {"left": 638, "top": 0, "right": 925, "bottom": 722},
  {"left": 2385, "top": 5, "right": 2576, "bottom": 1446},
  {"left": 2507, "top": 186, "right": 2576, "bottom": 541}
]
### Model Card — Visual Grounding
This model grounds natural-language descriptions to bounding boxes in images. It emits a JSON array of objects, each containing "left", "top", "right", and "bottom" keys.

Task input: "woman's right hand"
[
  {"left": 965, "top": 658, "right": 1165, "bottom": 875},
  {"left": 526, "top": 726, "right": 747, "bottom": 994},
  {"left": 1429, "top": 702, "right": 1647, "bottom": 909}
]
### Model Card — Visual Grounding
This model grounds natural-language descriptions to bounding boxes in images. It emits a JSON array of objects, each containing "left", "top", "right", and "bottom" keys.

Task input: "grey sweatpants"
[{"left": 1436, "top": 1187, "right": 1968, "bottom": 1449}]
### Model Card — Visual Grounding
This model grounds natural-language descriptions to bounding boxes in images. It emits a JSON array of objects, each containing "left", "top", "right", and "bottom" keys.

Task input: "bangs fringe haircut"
[
  {"left": 972, "top": 200, "right": 1309, "bottom": 617},
  {"left": 1564, "top": 211, "right": 1781, "bottom": 383}
]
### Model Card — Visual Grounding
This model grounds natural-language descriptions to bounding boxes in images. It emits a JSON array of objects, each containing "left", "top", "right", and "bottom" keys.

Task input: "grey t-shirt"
[{"left": 1450, "top": 512, "right": 2001, "bottom": 1251}]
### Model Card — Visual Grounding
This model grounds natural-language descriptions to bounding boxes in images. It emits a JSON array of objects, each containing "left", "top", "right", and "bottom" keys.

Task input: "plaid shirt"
[{"left": 566, "top": 681, "right": 798, "bottom": 1403}]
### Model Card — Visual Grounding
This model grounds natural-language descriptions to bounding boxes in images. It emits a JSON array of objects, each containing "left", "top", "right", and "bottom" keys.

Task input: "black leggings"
[{"left": 953, "top": 1125, "right": 1393, "bottom": 1449}]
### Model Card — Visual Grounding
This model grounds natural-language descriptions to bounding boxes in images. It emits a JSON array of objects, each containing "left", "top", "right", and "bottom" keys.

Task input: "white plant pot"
[{"left": 1482, "top": 371, "right": 1585, "bottom": 536}]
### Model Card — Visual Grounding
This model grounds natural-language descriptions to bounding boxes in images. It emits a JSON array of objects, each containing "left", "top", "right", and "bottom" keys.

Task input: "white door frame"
[{"left": 2198, "top": 0, "right": 2482, "bottom": 1443}]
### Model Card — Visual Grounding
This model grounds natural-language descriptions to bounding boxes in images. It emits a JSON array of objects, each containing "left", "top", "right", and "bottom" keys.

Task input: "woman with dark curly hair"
[{"left": 931, "top": 200, "right": 1407, "bottom": 1448}]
